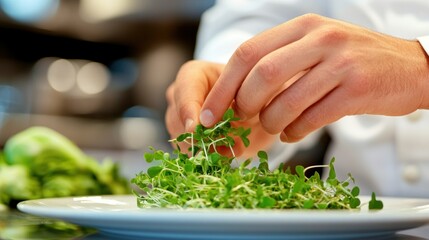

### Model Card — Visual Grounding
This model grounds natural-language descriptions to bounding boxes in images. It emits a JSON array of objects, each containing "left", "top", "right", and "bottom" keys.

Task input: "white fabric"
[
  {"left": 418, "top": 36, "right": 429, "bottom": 57},
  {"left": 195, "top": 0, "right": 429, "bottom": 197}
]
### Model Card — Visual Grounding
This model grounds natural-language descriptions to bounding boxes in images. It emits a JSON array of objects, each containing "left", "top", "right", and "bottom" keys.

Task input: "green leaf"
[
  {"left": 144, "top": 152, "right": 154, "bottom": 163},
  {"left": 258, "top": 196, "right": 276, "bottom": 208},
  {"left": 369, "top": 192, "right": 383, "bottom": 210},
  {"left": 316, "top": 203, "right": 328, "bottom": 209},
  {"left": 241, "top": 136, "right": 250, "bottom": 148},
  {"left": 225, "top": 136, "right": 235, "bottom": 146},
  {"left": 239, "top": 128, "right": 251, "bottom": 147},
  {"left": 147, "top": 166, "right": 163, "bottom": 178},
  {"left": 328, "top": 157, "right": 336, "bottom": 180},
  {"left": 209, "top": 152, "right": 221, "bottom": 166},
  {"left": 222, "top": 108, "right": 234, "bottom": 121},
  {"left": 184, "top": 162, "right": 194, "bottom": 173},
  {"left": 292, "top": 180, "right": 304, "bottom": 194},
  {"left": 303, "top": 199, "right": 314, "bottom": 209},
  {"left": 176, "top": 133, "right": 191, "bottom": 142},
  {"left": 241, "top": 159, "right": 252, "bottom": 168},
  {"left": 258, "top": 161, "right": 269, "bottom": 173},
  {"left": 257, "top": 151, "right": 268, "bottom": 161},
  {"left": 295, "top": 165, "right": 305, "bottom": 180},
  {"left": 349, "top": 197, "right": 361, "bottom": 208},
  {"left": 203, "top": 129, "right": 212, "bottom": 135},
  {"left": 153, "top": 150, "right": 164, "bottom": 161},
  {"left": 351, "top": 186, "right": 360, "bottom": 197}
]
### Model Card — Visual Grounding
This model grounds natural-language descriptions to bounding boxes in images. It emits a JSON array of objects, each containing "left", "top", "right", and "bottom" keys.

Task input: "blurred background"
[{"left": 0, "top": 0, "right": 215, "bottom": 178}]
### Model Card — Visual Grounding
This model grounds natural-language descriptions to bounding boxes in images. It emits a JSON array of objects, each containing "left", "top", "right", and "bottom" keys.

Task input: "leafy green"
[
  {"left": 369, "top": 192, "right": 384, "bottom": 210},
  {"left": 132, "top": 109, "right": 383, "bottom": 210},
  {"left": 0, "top": 126, "right": 130, "bottom": 208}
]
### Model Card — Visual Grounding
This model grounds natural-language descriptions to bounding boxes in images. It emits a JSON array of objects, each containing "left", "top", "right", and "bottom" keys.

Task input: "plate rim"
[{"left": 17, "top": 194, "right": 429, "bottom": 238}]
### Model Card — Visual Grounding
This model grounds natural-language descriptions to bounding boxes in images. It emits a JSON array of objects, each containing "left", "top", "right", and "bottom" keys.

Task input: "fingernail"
[
  {"left": 185, "top": 119, "right": 194, "bottom": 131},
  {"left": 200, "top": 109, "right": 214, "bottom": 126}
]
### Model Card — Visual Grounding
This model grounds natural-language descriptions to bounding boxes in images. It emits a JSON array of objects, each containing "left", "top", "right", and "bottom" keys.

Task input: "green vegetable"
[
  {"left": 132, "top": 109, "right": 383, "bottom": 210},
  {"left": 4, "top": 127, "right": 87, "bottom": 169},
  {"left": 369, "top": 192, "right": 384, "bottom": 210},
  {"left": 0, "top": 126, "right": 129, "bottom": 207},
  {"left": 0, "top": 165, "right": 41, "bottom": 205}
]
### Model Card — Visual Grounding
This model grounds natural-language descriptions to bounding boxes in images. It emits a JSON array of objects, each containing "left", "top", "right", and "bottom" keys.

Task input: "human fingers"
[
  {"left": 200, "top": 14, "right": 322, "bottom": 127},
  {"left": 273, "top": 37, "right": 429, "bottom": 142},
  {"left": 260, "top": 62, "right": 344, "bottom": 142},
  {"left": 165, "top": 83, "right": 182, "bottom": 135},
  {"left": 233, "top": 34, "right": 324, "bottom": 121},
  {"left": 165, "top": 101, "right": 194, "bottom": 153},
  {"left": 166, "top": 61, "right": 223, "bottom": 153},
  {"left": 258, "top": 57, "right": 347, "bottom": 135},
  {"left": 170, "top": 60, "right": 223, "bottom": 133},
  {"left": 280, "top": 86, "right": 355, "bottom": 143}
]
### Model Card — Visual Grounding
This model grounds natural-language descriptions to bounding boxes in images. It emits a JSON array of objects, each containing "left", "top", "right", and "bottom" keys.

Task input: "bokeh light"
[
  {"left": 47, "top": 59, "right": 76, "bottom": 92},
  {"left": 0, "top": 0, "right": 59, "bottom": 23},
  {"left": 76, "top": 62, "right": 110, "bottom": 95}
]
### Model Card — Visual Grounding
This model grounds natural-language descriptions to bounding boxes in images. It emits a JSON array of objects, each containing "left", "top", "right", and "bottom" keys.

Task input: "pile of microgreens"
[{"left": 131, "top": 109, "right": 383, "bottom": 210}]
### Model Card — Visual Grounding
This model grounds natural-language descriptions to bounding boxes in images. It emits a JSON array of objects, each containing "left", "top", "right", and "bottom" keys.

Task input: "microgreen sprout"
[{"left": 131, "top": 109, "right": 383, "bottom": 210}]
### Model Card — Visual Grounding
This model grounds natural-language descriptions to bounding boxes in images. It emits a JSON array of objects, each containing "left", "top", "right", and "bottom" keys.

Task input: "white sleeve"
[
  {"left": 417, "top": 36, "right": 429, "bottom": 57},
  {"left": 195, "top": 0, "right": 329, "bottom": 62}
]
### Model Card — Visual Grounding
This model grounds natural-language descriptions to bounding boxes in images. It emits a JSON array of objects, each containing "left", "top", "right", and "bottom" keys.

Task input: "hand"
[
  {"left": 200, "top": 14, "right": 429, "bottom": 143},
  {"left": 165, "top": 60, "right": 276, "bottom": 158}
]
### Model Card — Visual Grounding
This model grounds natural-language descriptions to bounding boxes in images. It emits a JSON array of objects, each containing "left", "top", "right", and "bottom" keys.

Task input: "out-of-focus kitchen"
[
  {"left": 0, "top": 0, "right": 215, "bottom": 179},
  {"left": 0, "top": 1, "right": 214, "bottom": 238}
]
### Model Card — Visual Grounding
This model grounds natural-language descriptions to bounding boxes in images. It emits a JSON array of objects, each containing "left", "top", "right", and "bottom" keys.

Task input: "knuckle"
[
  {"left": 179, "top": 60, "right": 210, "bottom": 76},
  {"left": 254, "top": 58, "right": 279, "bottom": 84},
  {"left": 324, "top": 51, "right": 356, "bottom": 76},
  {"left": 165, "top": 83, "right": 175, "bottom": 103},
  {"left": 235, "top": 95, "right": 252, "bottom": 115},
  {"left": 332, "top": 52, "right": 355, "bottom": 70},
  {"left": 296, "top": 13, "right": 325, "bottom": 28},
  {"left": 259, "top": 108, "right": 286, "bottom": 134},
  {"left": 179, "top": 60, "right": 198, "bottom": 72},
  {"left": 314, "top": 27, "right": 348, "bottom": 47},
  {"left": 175, "top": 60, "right": 198, "bottom": 83},
  {"left": 234, "top": 93, "right": 260, "bottom": 119},
  {"left": 234, "top": 40, "right": 259, "bottom": 64},
  {"left": 165, "top": 107, "right": 177, "bottom": 133}
]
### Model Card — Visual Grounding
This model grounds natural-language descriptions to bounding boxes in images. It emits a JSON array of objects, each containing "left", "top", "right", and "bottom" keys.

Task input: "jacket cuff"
[{"left": 417, "top": 36, "right": 429, "bottom": 57}]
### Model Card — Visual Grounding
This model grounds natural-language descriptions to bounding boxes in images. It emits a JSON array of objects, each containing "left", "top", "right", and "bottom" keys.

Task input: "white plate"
[{"left": 17, "top": 195, "right": 429, "bottom": 240}]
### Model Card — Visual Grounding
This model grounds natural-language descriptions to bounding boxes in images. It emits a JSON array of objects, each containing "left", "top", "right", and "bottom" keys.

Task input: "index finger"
[{"left": 200, "top": 14, "right": 322, "bottom": 126}]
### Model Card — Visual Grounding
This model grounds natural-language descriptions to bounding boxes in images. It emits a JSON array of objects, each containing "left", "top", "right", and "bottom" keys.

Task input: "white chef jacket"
[{"left": 194, "top": 0, "right": 429, "bottom": 197}]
